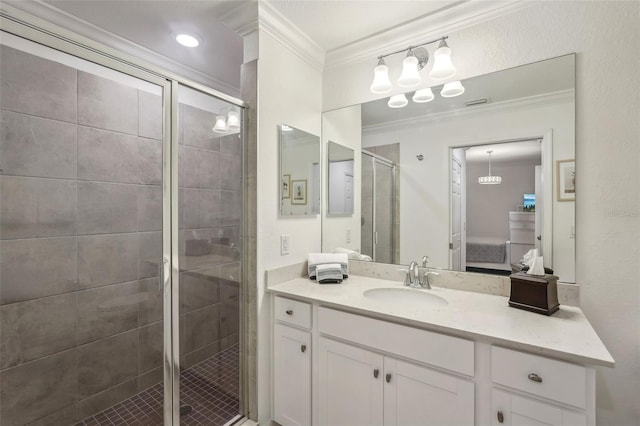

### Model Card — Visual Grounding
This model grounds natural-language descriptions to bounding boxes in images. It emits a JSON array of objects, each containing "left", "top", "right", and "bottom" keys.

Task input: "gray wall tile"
[
  {"left": 0, "top": 45, "right": 77, "bottom": 123},
  {"left": 219, "top": 133, "right": 242, "bottom": 156},
  {"left": 78, "top": 378, "right": 137, "bottom": 419},
  {"left": 138, "top": 91, "right": 163, "bottom": 140},
  {"left": 198, "top": 149, "right": 220, "bottom": 189},
  {"left": 78, "top": 233, "right": 138, "bottom": 289},
  {"left": 1, "top": 293, "right": 77, "bottom": 369},
  {"left": 137, "top": 185, "right": 162, "bottom": 231},
  {"left": 179, "top": 188, "right": 200, "bottom": 229},
  {"left": 26, "top": 404, "right": 78, "bottom": 426},
  {"left": 179, "top": 146, "right": 200, "bottom": 188},
  {"left": 221, "top": 190, "right": 242, "bottom": 226},
  {"left": 77, "top": 182, "right": 137, "bottom": 234},
  {"left": 0, "top": 110, "right": 77, "bottom": 179},
  {"left": 220, "top": 299, "right": 239, "bottom": 339},
  {"left": 0, "top": 237, "right": 77, "bottom": 304},
  {"left": 181, "top": 104, "right": 219, "bottom": 151},
  {"left": 138, "top": 277, "right": 162, "bottom": 326},
  {"left": 78, "top": 281, "right": 139, "bottom": 344},
  {"left": 138, "top": 138, "right": 163, "bottom": 185},
  {"left": 220, "top": 152, "right": 242, "bottom": 190},
  {"left": 137, "top": 366, "right": 163, "bottom": 391},
  {"left": 220, "top": 263, "right": 241, "bottom": 301},
  {"left": 182, "top": 305, "right": 220, "bottom": 354},
  {"left": 78, "top": 126, "right": 139, "bottom": 184},
  {"left": 180, "top": 269, "right": 220, "bottom": 313},
  {"left": 182, "top": 340, "right": 220, "bottom": 370},
  {"left": 0, "top": 349, "right": 78, "bottom": 425},
  {"left": 138, "top": 322, "right": 162, "bottom": 373},
  {"left": 77, "top": 71, "right": 138, "bottom": 135},
  {"left": 78, "top": 330, "right": 138, "bottom": 399},
  {"left": 199, "top": 189, "right": 221, "bottom": 228},
  {"left": 1, "top": 176, "right": 77, "bottom": 239},
  {"left": 138, "top": 231, "right": 162, "bottom": 279}
]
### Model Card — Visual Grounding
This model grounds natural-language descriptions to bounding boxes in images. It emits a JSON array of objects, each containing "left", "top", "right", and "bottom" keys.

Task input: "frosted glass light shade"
[
  {"left": 388, "top": 94, "right": 408, "bottom": 108},
  {"left": 370, "top": 61, "right": 392, "bottom": 94},
  {"left": 429, "top": 42, "right": 456, "bottom": 80},
  {"left": 227, "top": 110, "right": 240, "bottom": 131},
  {"left": 441, "top": 80, "right": 465, "bottom": 97},
  {"left": 397, "top": 55, "right": 422, "bottom": 88},
  {"left": 478, "top": 175, "right": 502, "bottom": 184},
  {"left": 176, "top": 34, "right": 199, "bottom": 47},
  {"left": 413, "top": 88, "right": 435, "bottom": 103},
  {"left": 212, "top": 115, "right": 228, "bottom": 134}
]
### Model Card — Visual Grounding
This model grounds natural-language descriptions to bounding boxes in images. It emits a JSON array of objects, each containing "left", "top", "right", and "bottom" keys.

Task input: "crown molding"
[
  {"left": 257, "top": 1, "right": 325, "bottom": 72},
  {"left": 218, "top": 0, "right": 259, "bottom": 37},
  {"left": 2, "top": 0, "right": 241, "bottom": 96},
  {"left": 325, "top": 0, "right": 531, "bottom": 70},
  {"left": 362, "top": 89, "right": 574, "bottom": 134}
]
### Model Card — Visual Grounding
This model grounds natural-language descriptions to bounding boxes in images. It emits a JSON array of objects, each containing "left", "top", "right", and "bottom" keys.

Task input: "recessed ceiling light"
[{"left": 176, "top": 34, "right": 199, "bottom": 48}]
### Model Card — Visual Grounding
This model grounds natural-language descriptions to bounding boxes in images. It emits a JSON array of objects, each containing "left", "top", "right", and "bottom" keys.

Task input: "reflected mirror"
[
  {"left": 280, "top": 124, "right": 321, "bottom": 216},
  {"left": 322, "top": 54, "right": 576, "bottom": 282},
  {"left": 328, "top": 141, "right": 355, "bottom": 215}
]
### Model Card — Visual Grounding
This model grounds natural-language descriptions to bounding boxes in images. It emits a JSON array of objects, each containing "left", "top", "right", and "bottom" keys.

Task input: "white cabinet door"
[
  {"left": 492, "top": 389, "right": 587, "bottom": 426},
  {"left": 317, "top": 337, "right": 384, "bottom": 426},
  {"left": 274, "top": 324, "right": 311, "bottom": 426},
  {"left": 384, "top": 357, "right": 474, "bottom": 426}
]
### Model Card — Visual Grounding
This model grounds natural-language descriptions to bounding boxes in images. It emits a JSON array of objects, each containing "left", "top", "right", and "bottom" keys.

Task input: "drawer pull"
[
  {"left": 285, "top": 309, "right": 293, "bottom": 315},
  {"left": 528, "top": 373, "right": 543, "bottom": 383},
  {"left": 497, "top": 411, "right": 504, "bottom": 423},
  {"left": 301, "top": 344, "right": 307, "bottom": 353},
  {"left": 373, "top": 369, "right": 379, "bottom": 379},
  {"left": 385, "top": 373, "right": 392, "bottom": 383}
]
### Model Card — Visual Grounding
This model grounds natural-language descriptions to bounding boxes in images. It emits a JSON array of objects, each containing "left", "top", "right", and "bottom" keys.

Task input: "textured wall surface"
[{"left": 324, "top": 2, "right": 640, "bottom": 424}]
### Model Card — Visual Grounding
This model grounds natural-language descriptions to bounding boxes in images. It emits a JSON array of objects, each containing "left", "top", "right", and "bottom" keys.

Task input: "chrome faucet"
[{"left": 404, "top": 258, "right": 439, "bottom": 289}]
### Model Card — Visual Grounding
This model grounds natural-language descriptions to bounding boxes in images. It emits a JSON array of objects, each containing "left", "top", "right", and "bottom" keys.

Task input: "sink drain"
[{"left": 180, "top": 405, "right": 193, "bottom": 416}]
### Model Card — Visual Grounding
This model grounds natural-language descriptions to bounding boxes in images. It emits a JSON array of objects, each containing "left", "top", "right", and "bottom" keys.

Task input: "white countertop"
[{"left": 268, "top": 275, "right": 614, "bottom": 367}]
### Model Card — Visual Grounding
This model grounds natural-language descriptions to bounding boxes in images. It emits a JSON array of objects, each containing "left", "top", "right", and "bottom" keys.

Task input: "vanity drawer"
[
  {"left": 274, "top": 296, "right": 312, "bottom": 329},
  {"left": 491, "top": 346, "right": 586, "bottom": 409}
]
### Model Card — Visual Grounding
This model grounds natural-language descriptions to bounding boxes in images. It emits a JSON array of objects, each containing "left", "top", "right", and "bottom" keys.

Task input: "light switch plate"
[{"left": 281, "top": 234, "right": 290, "bottom": 255}]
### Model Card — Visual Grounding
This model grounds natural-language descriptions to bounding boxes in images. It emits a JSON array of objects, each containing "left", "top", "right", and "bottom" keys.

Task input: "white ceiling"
[{"left": 465, "top": 141, "right": 542, "bottom": 164}]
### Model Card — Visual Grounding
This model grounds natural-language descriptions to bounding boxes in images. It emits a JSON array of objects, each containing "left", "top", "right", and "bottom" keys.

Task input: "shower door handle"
[{"left": 158, "top": 258, "right": 169, "bottom": 292}]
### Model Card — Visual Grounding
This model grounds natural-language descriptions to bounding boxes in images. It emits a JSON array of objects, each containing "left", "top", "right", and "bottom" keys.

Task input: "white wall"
[
  {"left": 362, "top": 98, "right": 574, "bottom": 281},
  {"left": 255, "top": 30, "right": 323, "bottom": 424},
  {"left": 326, "top": 2, "right": 640, "bottom": 424},
  {"left": 281, "top": 138, "right": 320, "bottom": 216},
  {"left": 322, "top": 105, "right": 362, "bottom": 253}
]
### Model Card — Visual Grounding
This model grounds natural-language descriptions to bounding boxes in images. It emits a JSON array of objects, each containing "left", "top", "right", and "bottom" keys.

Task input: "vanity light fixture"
[
  {"left": 176, "top": 33, "right": 200, "bottom": 48},
  {"left": 388, "top": 93, "right": 408, "bottom": 108},
  {"left": 440, "top": 80, "right": 465, "bottom": 97},
  {"left": 281, "top": 125, "right": 293, "bottom": 131},
  {"left": 212, "top": 115, "right": 228, "bottom": 134},
  {"left": 412, "top": 87, "right": 435, "bottom": 103},
  {"left": 369, "top": 36, "right": 454, "bottom": 95},
  {"left": 227, "top": 110, "right": 240, "bottom": 131},
  {"left": 478, "top": 150, "right": 502, "bottom": 184}
]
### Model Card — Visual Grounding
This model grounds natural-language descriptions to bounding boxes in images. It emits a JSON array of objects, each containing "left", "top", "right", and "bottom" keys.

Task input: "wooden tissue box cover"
[{"left": 509, "top": 272, "right": 559, "bottom": 316}]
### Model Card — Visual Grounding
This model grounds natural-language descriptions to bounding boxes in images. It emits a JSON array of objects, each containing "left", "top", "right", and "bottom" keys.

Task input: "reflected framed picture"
[
  {"left": 282, "top": 174, "right": 291, "bottom": 199},
  {"left": 557, "top": 159, "right": 575, "bottom": 202},
  {"left": 291, "top": 179, "right": 307, "bottom": 205}
]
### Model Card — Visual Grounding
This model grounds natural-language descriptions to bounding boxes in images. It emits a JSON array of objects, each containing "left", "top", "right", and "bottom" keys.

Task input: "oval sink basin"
[{"left": 362, "top": 287, "right": 448, "bottom": 309}]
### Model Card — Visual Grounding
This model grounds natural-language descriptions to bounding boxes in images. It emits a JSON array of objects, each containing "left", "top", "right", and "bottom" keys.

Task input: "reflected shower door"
[
  {"left": 0, "top": 36, "right": 168, "bottom": 424},
  {"left": 176, "top": 84, "right": 242, "bottom": 425},
  {"left": 361, "top": 152, "right": 375, "bottom": 259}
]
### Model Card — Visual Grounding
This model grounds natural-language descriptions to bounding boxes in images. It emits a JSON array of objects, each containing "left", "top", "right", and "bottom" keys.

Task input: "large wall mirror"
[
  {"left": 327, "top": 141, "right": 355, "bottom": 215},
  {"left": 321, "top": 54, "right": 576, "bottom": 283},
  {"left": 280, "top": 124, "right": 321, "bottom": 216}
]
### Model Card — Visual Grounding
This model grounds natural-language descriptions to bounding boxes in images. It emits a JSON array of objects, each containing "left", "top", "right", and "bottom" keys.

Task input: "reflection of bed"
[{"left": 466, "top": 237, "right": 511, "bottom": 272}]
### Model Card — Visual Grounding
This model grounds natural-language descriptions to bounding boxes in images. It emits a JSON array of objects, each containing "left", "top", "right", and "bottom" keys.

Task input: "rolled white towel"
[
  {"left": 333, "top": 247, "right": 373, "bottom": 262},
  {"left": 308, "top": 253, "right": 348, "bottom": 279}
]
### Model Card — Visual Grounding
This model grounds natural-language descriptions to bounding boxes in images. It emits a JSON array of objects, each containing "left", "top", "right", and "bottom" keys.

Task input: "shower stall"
[{"left": 0, "top": 11, "right": 246, "bottom": 426}]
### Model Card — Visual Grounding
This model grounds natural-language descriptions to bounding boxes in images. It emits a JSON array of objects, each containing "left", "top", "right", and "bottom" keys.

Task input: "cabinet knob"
[
  {"left": 385, "top": 373, "right": 392, "bottom": 383},
  {"left": 373, "top": 369, "right": 379, "bottom": 378},
  {"left": 528, "top": 373, "right": 543, "bottom": 383},
  {"left": 497, "top": 411, "right": 504, "bottom": 423},
  {"left": 301, "top": 344, "right": 307, "bottom": 353},
  {"left": 285, "top": 309, "right": 293, "bottom": 315}
]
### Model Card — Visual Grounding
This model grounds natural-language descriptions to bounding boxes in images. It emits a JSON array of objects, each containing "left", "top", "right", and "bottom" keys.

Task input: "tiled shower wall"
[{"left": 0, "top": 45, "right": 241, "bottom": 425}]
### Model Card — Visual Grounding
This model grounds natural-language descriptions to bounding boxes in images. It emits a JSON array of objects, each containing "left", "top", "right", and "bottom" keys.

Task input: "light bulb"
[
  {"left": 212, "top": 115, "right": 228, "bottom": 134},
  {"left": 429, "top": 40, "right": 456, "bottom": 81},
  {"left": 397, "top": 52, "right": 422, "bottom": 88},
  {"left": 441, "top": 81, "right": 465, "bottom": 98},
  {"left": 176, "top": 34, "right": 199, "bottom": 48},
  {"left": 369, "top": 59, "right": 392, "bottom": 94},
  {"left": 227, "top": 110, "right": 240, "bottom": 131},
  {"left": 413, "top": 88, "right": 435, "bottom": 103},
  {"left": 387, "top": 94, "right": 408, "bottom": 108}
]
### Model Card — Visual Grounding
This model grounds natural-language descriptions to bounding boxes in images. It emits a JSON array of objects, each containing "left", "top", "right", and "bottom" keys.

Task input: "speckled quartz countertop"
[{"left": 268, "top": 275, "right": 614, "bottom": 367}]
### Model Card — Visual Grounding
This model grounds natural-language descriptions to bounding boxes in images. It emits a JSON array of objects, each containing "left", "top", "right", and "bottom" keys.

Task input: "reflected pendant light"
[
  {"left": 397, "top": 50, "right": 422, "bottom": 88},
  {"left": 429, "top": 40, "right": 456, "bottom": 80},
  {"left": 212, "top": 115, "right": 228, "bottom": 134},
  {"left": 413, "top": 87, "right": 435, "bottom": 103},
  {"left": 369, "top": 58, "right": 392, "bottom": 94},
  {"left": 227, "top": 110, "right": 240, "bottom": 131},
  {"left": 478, "top": 150, "right": 502, "bottom": 184},
  {"left": 388, "top": 93, "right": 408, "bottom": 108},
  {"left": 441, "top": 80, "right": 465, "bottom": 97}
]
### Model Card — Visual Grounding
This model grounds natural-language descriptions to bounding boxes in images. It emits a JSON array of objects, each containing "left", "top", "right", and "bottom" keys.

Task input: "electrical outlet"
[
  {"left": 569, "top": 226, "right": 575, "bottom": 239},
  {"left": 281, "top": 234, "right": 290, "bottom": 255},
  {"left": 346, "top": 229, "right": 351, "bottom": 244}
]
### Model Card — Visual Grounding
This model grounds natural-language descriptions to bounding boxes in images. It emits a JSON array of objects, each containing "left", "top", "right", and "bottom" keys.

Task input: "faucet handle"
[{"left": 421, "top": 256, "right": 430, "bottom": 267}]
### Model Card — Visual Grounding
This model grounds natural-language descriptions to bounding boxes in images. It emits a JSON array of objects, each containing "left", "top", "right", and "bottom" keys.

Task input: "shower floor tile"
[{"left": 75, "top": 344, "right": 239, "bottom": 426}]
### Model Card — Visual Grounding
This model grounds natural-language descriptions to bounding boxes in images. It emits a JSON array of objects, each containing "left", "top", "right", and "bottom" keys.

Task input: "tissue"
[
  {"left": 521, "top": 248, "right": 539, "bottom": 267},
  {"left": 527, "top": 256, "right": 546, "bottom": 276}
]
